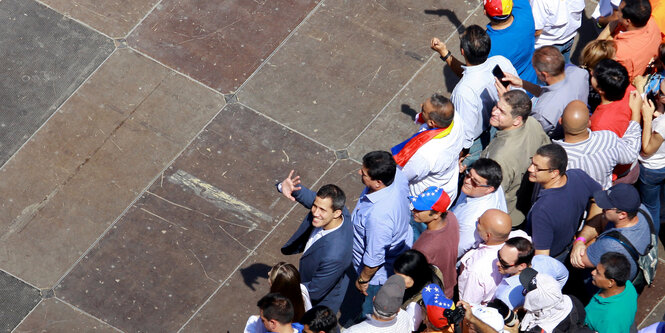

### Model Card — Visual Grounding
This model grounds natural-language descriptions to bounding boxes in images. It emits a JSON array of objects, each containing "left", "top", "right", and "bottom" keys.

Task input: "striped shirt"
[{"left": 555, "top": 121, "right": 641, "bottom": 189}]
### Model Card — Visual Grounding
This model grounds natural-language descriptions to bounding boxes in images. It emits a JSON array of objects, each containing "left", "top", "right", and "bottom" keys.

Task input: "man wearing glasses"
[
  {"left": 525, "top": 143, "right": 602, "bottom": 262},
  {"left": 494, "top": 237, "right": 569, "bottom": 309},
  {"left": 451, "top": 158, "right": 508, "bottom": 259},
  {"left": 481, "top": 89, "right": 550, "bottom": 229}
]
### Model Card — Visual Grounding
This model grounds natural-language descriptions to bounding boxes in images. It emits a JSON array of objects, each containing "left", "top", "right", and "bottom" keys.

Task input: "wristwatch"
[
  {"left": 440, "top": 51, "right": 452, "bottom": 62},
  {"left": 357, "top": 277, "right": 369, "bottom": 284}
]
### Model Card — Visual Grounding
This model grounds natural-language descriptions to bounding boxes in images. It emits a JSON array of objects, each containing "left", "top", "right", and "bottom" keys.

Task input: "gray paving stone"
[
  {"left": 0, "top": 270, "right": 41, "bottom": 332},
  {"left": 0, "top": 0, "right": 114, "bottom": 167}
]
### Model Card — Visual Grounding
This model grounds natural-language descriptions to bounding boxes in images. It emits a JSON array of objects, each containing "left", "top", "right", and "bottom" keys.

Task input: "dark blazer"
[{"left": 281, "top": 185, "right": 353, "bottom": 313}]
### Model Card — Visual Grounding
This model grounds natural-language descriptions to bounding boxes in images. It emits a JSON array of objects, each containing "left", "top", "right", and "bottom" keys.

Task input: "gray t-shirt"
[{"left": 587, "top": 205, "right": 652, "bottom": 279}]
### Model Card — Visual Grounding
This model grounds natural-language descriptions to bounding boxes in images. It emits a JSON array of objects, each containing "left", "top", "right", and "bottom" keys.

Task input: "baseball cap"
[
  {"left": 409, "top": 186, "right": 450, "bottom": 212},
  {"left": 519, "top": 267, "right": 538, "bottom": 294},
  {"left": 593, "top": 183, "right": 640, "bottom": 213},
  {"left": 484, "top": 0, "right": 513, "bottom": 19},
  {"left": 421, "top": 283, "right": 455, "bottom": 329},
  {"left": 373, "top": 275, "right": 405, "bottom": 317}
]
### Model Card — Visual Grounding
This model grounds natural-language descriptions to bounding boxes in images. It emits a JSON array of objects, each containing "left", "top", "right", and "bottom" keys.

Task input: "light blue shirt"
[
  {"left": 351, "top": 169, "right": 413, "bottom": 285},
  {"left": 494, "top": 255, "right": 569, "bottom": 309}
]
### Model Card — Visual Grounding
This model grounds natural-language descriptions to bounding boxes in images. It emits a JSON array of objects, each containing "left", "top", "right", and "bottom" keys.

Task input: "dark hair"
[
  {"left": 362, "top": 151, "right": 397, "bottom": 186},
  {"left": 616, "top": 209, "right": 638, "bottom": 219},
  {"left": 301, "top": 306, "right": 337, "bottom": 333},
  {"left": 536, "top": 144, "right": 568, "bottom": 176},
  {"left": 460, "top": 25, "right": 491, "bottom": 65},
  {"left": 394, "top": 249, "right": 443, "bottom": 304},
  {"left": 622, "top": 0, "right": 652, "bottom": 27},
  {"left": 470, "top": 158, "right": 503, "bottom": 189},
  {"left": 269, "top": 262, "right": 305, "bottom": 322},
  {"left": 503, "top": 90, "right": 531, "bottom": 122},
  {"left": 593, "top": 59, "right": 629, "bottom": 101},
  {"left": 317, "top": 184, "right": 346, "bottom": 212},
  {"left": 428, "top": 94, "right": 455, "bottom": 128},
  {"left": 257, "top": 293, "right": 294, "bottom": 325},
  {"left": 600, "top": 252, "right": 632, "bottom": 287},
  {"left": 504, "top": 237, "right": 535, "bottom": 266},
  {"left": 533, "top": 46, "right": 565, "bottom": 76}
]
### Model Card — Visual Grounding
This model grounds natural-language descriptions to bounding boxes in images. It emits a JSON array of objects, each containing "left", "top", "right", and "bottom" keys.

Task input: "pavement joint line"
[
  {"left": 124, "top": 0, "right": 165, "bottom": 40},
  {"left": 50, "top": 100, "right": 229, "bottom": 291},
  {"left": 127, "top": 46, "right": 226, "bottom": 97},
  {"left": 10, "top": 299, "right": 42, "bottom": 333},
  {"left": 639, "top": 289, "right": 665, "bottom": 328},
  {"left": 0, "top": 268, "right": 41, "bottom": 293},
  {"left": 32, "top": 0, "right": 116, "bottom": 40},
  {"left": 343, "top": 2, "right": 483, "bottom": 152},
  {"left": 232, "top": 0, "right": 325, "bottom": 95},
  {"left": 51, "top": 297, "right": 125, "bottom": 333},
  {"left": 237, "top": 101, "right": 335, "bottom": 152},
  {"left": 0, "top": 46, "right": 117, "bottom": 171},
  {"left": 176, "top": 161, "right": 338, "bottom": 332}
]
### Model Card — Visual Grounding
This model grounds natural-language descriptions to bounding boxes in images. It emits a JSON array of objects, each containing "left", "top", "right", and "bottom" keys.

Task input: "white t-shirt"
[
  {"left": 531, "top": 0, "right": 573, "bottom": 47},
  {"left": 639, "top": 116, "right": 665, "bottom": 169}
]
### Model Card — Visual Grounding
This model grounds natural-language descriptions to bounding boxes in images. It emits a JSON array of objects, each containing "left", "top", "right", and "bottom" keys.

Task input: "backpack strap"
[
  {"left": 602, "top": 231, "right": 640, "bottom": 263},
  {"left": 638, "top": 208, "right": 656, "bottom": 237}
]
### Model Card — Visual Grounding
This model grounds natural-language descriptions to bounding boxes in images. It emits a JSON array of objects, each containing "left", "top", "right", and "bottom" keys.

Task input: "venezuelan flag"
[{"left": 391, "top": 121, "right": 454, "bottom": 167}]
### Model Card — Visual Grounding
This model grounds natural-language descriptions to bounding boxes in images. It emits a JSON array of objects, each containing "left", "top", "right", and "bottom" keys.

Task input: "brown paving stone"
[
  {"left": 639, "top": 297, "right": 665, "bottom": 329},
  {"left": 127, "top": 0, "right": 319, "bottom": 93},
  {"left": 38, "top": 0, "right": 160, "bottom": 38},
  {"left": 237, "top": 0, "right": 481, "bottom": 150},
  {"left": 14, "top": 298, "right": 119, "bottom": 332},
  {"left": 346, "top": 9, "right": 488, "bottom": 161},
  {"left": 0, "top": 49, "right": 226, "bottom": 288},
  {"left": 181, "top": 159, "right": 362, "bottom": 332},
  {"left": 55, "top": 102, "right": 335, "bottom": 332},
  {"left": 637, "top": 263, "right": 665, "bottom": 325}
]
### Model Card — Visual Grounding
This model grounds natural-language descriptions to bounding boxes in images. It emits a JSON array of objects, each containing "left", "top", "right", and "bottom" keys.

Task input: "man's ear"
[
  {"left": 512, "top": 115, "right": 523, "bottom": 127},
  {"left": 333, "top": 209, "right": 343, "bottom": 219}
]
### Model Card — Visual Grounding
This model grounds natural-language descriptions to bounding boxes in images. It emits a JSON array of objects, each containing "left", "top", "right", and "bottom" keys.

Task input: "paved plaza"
[{"left": 0, "top": 0, "right": 664, "bottom": 331}]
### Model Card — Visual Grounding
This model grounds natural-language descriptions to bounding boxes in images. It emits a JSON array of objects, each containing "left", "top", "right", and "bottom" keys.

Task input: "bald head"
[
  {"left": 561, "top": 100, "right": 589, "bottom": 135},
  {"left": 477, "top": 209, "right": 512, "bottom": 245}
]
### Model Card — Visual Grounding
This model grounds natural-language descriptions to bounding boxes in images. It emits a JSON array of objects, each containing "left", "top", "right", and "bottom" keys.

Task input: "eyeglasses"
[
  {"left": 464, "top": 169, "right": 492, "bottom": 188},
  {"left": 497, "top": 253, "right": 516, "bottom": 269},
  {"left": 529, "top": 157, "right": 553, "bottom": 172}
]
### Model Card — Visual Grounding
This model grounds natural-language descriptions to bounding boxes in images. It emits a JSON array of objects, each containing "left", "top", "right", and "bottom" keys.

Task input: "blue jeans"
[
  {"left": 553, "top": 37, "right": 575, "bottom": 64},
  {"left": 638, "top": 163, "right": 665, "bottom": 235},
  {"left": 361, "top": 284, "right": 382, "bottom": 317}
]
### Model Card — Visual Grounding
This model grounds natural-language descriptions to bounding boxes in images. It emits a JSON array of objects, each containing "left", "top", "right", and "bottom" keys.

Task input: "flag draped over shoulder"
[{"left": 391, "top": 121, "right": 454, "bottom": 167}]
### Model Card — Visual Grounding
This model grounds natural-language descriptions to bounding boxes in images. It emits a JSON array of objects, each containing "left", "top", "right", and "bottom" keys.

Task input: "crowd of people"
[{"left": 244, "top": 0, "right": 665, "bottom": 331}]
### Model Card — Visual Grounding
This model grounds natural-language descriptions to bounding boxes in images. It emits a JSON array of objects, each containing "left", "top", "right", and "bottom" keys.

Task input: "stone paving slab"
[
  {"left": 0, "top": 0, "right": 114, "bottom": 167},
  {"left": 128, "top": 0, "right": 319, "bottom": 93},
  {"left": 0, "top": 270, "right": 41, "bottom": 332},
  {"left": 38, "top": 0, "right": 160, "bottom": 38},
  {"left": 13, "top": 298, "right": 119, "bottom": 332},
  {"left": 237, "top": 0, "right": 481, "bottom": 151},
  {"left": 181, "top": 159, "right": 363, "bottom": 332},
  {"left": 55, "top": 102, "right": 336, "bottom": 332},
  {"left": 0, "top": 49, "right": 226, "bottom": 288}
]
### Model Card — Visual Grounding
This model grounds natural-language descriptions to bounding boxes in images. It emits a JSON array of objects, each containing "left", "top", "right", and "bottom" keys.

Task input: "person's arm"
[
  {"left": 534, "top": 249, "right": 550, "bottom": 256},
  {"left": 570, "top": 203, "right": 604, "bottom": 269},
  {"left": 597, "top": 9, "right": 619, "bottom": 26},
  {"left": 355, "top": 265, "right": 380, "bottom": 295},
  {"left": 597, "top": 20, "right": 618, "bottom": 40},
  {"left": 431, "top": 37, "right": 464, "bottom": 78},
  {"left": 497, "top": 73, "right": 543, "bottom": 97},
  {"left": 641, "top": 98, "right": 665, "bottom": 157},
  {"left": 457, "top": 301, "right": 500, "bottom": 333}
]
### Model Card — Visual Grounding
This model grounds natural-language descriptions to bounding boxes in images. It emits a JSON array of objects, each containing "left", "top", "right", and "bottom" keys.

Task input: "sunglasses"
[
  {"left": 464, "top": 169, "right": 492, "bottom": 188},
  {"left": 497, "top": 253, "right": 516, "bottom": 269}
]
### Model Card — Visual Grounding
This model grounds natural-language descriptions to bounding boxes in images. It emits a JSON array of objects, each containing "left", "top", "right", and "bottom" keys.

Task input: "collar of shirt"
[
  {"left": 362, "top": 313, "right": 399, "bottom": 327},
  {"left": 361, "top": 179, "right": 396, "bottom": 204},
  {"left": 461, "top": 60, "right": 491, "bottom": 75}
]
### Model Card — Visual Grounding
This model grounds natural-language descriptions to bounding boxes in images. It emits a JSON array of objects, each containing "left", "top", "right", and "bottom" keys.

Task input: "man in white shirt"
[
  {"left": 531, "top": 0, "right": 583, "bottom": 62},
  {"left": 430, "top": 25, "right": 517, "bottom": 166},
  {"left": 452, "top": 158, "right": 508, "bottom": 259},
  {"left": 392, "top": 94, "right": 465, "bottom": 203},
  {"left": 458, "top": 209, "right": 513, "bottom": 305}
]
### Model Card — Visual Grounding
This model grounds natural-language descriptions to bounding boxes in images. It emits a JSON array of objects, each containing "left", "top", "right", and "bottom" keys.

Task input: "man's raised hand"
[{"left": 280, "top": 170, "right": 302, "bottom": 201}]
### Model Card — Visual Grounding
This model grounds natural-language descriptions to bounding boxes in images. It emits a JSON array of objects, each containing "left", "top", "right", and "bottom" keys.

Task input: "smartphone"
[{"left": 493, "top": 65, "right": 510, "bottom": 87}]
